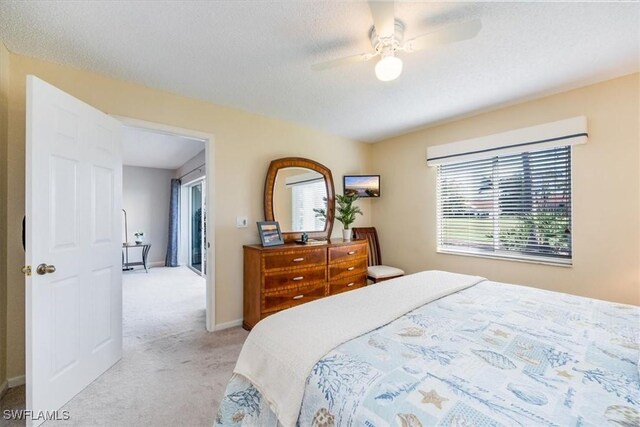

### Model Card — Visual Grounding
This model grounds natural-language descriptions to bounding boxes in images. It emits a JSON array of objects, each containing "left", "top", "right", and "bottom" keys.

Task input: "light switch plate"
[{"left": 236, "top": 216, "right": 248, "bottom": 228}]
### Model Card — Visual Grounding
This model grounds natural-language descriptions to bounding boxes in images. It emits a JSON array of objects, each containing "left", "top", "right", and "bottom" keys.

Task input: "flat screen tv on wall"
[{"left": 344, "top": 175, "right": 380, "bottom": 198}]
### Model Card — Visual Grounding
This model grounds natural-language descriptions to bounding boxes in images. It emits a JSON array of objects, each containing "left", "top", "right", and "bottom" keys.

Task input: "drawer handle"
[
  {"left": 292, "top": 276, "right": 304, "bottom": 281},
  {"left": 347, "top": 267, "right": 355, "bottom": 271},
  {"left": 347, "top": 282, "right": 355, "bottom": 287},
  {"left": 348, "top": 251, "right": 356, "bottom": 255},
  {"left": 293, "top": 294, "right": 304, "bottom": 300},
  {"left": 292, "top": 258, "right": 305, "bottom": 262}
]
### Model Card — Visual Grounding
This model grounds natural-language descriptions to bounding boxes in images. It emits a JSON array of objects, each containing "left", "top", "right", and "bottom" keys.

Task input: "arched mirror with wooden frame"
[{"left": 264, "top": 157, "right": 335, "bottom": 242}]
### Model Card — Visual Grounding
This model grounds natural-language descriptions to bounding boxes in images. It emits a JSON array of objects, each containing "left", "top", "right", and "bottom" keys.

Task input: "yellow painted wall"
[
  {"left": 4, "top": 53, "right": 373, "bottom": 378},
  {"left": 0, "top": 41, "right": 9, "bottom": 389},
  {"left": 371, "top": 73, "right": 640, "bottom": 306}
]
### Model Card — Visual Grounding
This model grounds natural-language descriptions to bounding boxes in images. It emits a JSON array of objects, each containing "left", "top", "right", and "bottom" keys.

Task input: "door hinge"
[{"left": 21, "top": 265, "right": 32, "bottom": 276}]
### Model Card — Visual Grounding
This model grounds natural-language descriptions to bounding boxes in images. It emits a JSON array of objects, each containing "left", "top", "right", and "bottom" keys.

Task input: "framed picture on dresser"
[{"left": 257, "top": 221, "right": 284, "bottom": 247}]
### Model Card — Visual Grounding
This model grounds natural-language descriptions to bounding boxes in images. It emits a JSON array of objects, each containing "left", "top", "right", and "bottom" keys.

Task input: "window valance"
[{"left": 427, "top": 116, "right": 588, "bottom": 166}]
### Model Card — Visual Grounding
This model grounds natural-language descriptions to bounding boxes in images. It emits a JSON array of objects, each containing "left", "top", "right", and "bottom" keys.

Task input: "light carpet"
[{"left": 0, "top": 266, "right": 248, "bottom": 426}]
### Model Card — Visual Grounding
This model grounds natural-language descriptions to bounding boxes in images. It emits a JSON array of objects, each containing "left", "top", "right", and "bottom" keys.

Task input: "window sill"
[{"left": 436, "top": 248, "right": 572, "bottom": 268}]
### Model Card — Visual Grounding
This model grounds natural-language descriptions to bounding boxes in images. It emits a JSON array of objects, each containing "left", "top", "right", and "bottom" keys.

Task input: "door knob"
[{"left": 36, "top": 264, "right": 56, "bottom": 275}]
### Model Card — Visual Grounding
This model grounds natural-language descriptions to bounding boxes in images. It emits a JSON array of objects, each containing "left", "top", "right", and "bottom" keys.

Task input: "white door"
[{"left": 25, "top": 76, "right": 122, "bottom": 426}]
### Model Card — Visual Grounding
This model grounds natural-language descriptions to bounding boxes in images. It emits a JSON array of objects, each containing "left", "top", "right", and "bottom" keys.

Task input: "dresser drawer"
[
  {"left": 329, "top": 273, "right": 367, "bottom": 295},
  {"left": 263, "top": 248, "right": 326, "bottom": 271},
  {"left": 262, "top": 282, "right": 326, "bottom": 313},
  {"left": 263, "top": 266, "right": 326, "bottom": 292},
  {"left": 328, "top": 242, "right": 367, "bottom": 264},
  {"left": 328, "top": 258, "right": 367, "bottom": 281}
]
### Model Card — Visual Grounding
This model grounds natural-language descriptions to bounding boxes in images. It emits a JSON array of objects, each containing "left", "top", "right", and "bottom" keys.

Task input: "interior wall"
[
  {"left": 4, "top": 52, "right": 373, "bottom": 378},
  {"left": 371, "top": 73, "right": 640, "bottom": 306},
  {"left": 0, "top": 41, "right": 10, "bottom": 390},
  {"left": 123, "top": 166, "right": 174, "bottom": 264}
]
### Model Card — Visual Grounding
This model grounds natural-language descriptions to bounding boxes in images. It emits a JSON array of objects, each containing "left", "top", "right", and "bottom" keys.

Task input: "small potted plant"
[
  {"left": 134, "top": 231, "right": 144, "bottom": 244},
  {"left": 335, "top": 194, "right": 363, "bottom": 241},
  {"left": 314, "top": 194, "right": 363, "bottom": 241}
]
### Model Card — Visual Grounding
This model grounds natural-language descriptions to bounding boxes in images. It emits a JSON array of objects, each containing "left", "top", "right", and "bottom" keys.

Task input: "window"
[
  {"left": 292, "top": 180, "right": 326, "bottom": 231},
  {"left": 437, "top": 146, "right": 572, "bottom": 264}
]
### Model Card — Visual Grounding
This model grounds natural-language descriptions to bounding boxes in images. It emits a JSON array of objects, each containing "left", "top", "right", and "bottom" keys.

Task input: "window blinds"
[
  {"left": 292, "top": 180, "right": 326, "bottom": 232},
  {"left": 437, "top": 145, "right": 572, "bottom": 264}
]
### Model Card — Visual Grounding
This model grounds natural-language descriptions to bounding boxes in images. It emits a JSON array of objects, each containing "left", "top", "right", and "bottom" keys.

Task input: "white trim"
[
  {"left": 111, "top": 116, "right": 212, "bottom": 141},
  {"left": 8, "top": 374, "right": 26, "bottom": 388},
  {"left": 427, "top": 116, "right": 587, "bottom": 166},
  {"left": 113, "top": 116, "right": 217, "bottom": 333},
  {"left": 214, "top": 319, "right": 243, "bottom": 331},
  {"left": 437, "top": 248, "right": 572, "bottom": 267}
]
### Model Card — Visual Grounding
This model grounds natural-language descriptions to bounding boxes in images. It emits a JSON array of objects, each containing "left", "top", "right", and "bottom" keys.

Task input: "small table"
[{"left": 122, "top": 243, "right": 151, "bottom": 272}]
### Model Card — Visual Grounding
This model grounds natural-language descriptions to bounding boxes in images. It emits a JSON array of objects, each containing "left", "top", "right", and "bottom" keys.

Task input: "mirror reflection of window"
[
  {"left": 291, "top": 180, "right": 325, "bottom": 231},
  {"left": 273, "top": 167, "right": 327, "bottom": 233}
]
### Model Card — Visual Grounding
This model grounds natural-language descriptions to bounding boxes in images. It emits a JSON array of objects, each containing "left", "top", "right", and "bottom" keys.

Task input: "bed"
[{"left": 215, "top": 271, "right": 639, "bottom": 427}]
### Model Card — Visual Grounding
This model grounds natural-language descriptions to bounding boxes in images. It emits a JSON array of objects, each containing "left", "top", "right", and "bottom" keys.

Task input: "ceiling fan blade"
[
  {"left": 369, "top": 1, "right": 395, "bottom": 38},
  {"left": 402, "top": 19, "right": 482, "bottom": 53},
  {"left": 311, "top": 52, "right": 375, "bottom": 71}
]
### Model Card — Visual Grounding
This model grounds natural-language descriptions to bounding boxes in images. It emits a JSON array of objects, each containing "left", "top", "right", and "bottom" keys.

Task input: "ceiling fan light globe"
[{"left": 375, "top": 55, "right": 403, "bottom": 82}]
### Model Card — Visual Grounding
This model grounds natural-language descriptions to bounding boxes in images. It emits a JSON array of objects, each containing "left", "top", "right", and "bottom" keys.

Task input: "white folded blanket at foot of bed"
[{"left": 233, "top": 270, "right": 485, "bottom": 427}]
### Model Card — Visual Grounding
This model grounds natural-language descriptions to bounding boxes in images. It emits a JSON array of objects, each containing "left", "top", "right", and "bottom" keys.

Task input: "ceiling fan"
[{"left": 312, "top": 1, "right": 482, "bottom": 82}]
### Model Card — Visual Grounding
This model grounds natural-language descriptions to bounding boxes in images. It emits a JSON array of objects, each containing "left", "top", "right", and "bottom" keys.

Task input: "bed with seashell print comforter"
[{"left": 215, "top": 280, "right": 639, "bottom": 427}]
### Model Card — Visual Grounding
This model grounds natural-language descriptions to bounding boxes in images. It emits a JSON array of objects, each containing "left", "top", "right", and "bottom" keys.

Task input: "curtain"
[{"left": 165, "top": 178, "right": 181, "bottom": 267}]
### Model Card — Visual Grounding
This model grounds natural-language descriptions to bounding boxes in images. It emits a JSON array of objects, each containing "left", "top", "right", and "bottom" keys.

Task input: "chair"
[{"left": 352, "top": 227, "right": 404, "bottom": 283}]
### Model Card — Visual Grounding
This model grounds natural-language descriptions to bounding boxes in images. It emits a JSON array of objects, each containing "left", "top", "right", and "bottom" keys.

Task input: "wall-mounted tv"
[{"left": 344, "top": 175, "right": 380, "bottom": 198}]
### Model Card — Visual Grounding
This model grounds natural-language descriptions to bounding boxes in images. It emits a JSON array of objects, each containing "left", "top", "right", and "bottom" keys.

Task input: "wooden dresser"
[{"left": 243, "top": 239, "right": 368, "bottom": 330}]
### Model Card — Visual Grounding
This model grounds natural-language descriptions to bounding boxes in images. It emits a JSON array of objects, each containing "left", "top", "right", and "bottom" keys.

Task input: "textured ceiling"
[
  {"left": 122, "top": 127, "right": 204, "bottom": 169},
  {"left": 1, "top": 1, "right": 638, "bottom": 142}
]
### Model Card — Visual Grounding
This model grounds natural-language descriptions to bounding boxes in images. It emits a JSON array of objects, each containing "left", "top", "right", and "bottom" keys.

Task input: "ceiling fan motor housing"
[{"left": 369, "top": 19, "right": 405, "bottom": 55}]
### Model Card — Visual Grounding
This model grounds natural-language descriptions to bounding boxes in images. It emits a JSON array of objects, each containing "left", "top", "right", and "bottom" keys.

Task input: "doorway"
[{"left": 117, "top": 116, "right": 216, "bottom": 332}]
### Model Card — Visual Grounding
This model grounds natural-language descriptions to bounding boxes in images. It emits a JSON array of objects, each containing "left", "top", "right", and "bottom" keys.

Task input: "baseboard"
[
  {"left": 0, "top": 380, "right": 7, "bottom": 400},
  {"left": 215, "top": 319, "right": 243, "bottom": 331},
  {"left": 148, "top": 261, "right": 165, "bottom": 268},
  {"left": 8, "top": 375, "right": 25, "bottom": 388}
]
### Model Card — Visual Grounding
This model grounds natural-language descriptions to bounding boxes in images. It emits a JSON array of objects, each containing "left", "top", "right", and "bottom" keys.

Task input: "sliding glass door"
[{"left": 188, "top": 180, "right": 206, "bottom": 275}]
